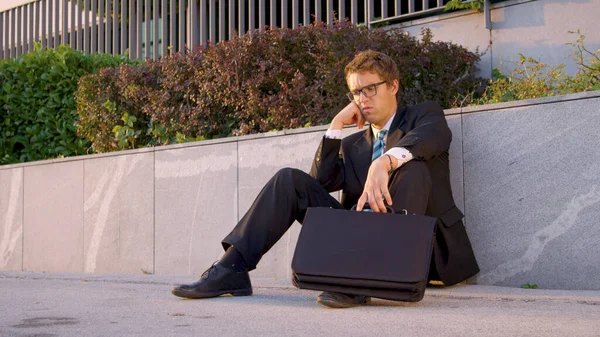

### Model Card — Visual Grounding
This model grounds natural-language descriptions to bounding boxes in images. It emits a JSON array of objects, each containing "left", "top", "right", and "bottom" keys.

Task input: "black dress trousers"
[{"left": 222, "top": 161, "right": 432, "bottom": 271}]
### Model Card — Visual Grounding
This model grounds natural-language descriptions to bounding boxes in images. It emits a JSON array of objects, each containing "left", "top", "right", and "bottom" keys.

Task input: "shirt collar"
[{"left": 371, "top": 112, "right": 396, "bottom": 140}]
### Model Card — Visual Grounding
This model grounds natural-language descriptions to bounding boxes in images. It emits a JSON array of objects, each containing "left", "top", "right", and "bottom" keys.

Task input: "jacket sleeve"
[
  {"left": 394, "top": 101, "right": 452, "bottom": 160},
  {"left": 309, "top": 137, "right": 345, "bottom": 192}
]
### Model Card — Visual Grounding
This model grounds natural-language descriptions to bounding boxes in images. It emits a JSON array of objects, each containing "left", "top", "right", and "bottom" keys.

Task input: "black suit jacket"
[{"left": 309, "top": 101, "right": 479, "bottom": 286}]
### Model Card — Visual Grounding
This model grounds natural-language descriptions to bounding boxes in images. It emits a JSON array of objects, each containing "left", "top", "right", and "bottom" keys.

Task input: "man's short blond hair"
[{"left": 344, "top": 50, "right": 400, "bottom": 86}]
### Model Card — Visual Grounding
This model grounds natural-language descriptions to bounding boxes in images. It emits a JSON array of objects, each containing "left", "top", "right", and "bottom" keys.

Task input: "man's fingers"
[
  {"left": 383, "top": 188, "right": 393, "bottom": 207},
  {"left": 366, "top": 189, "right": 382, "bottom": 213},
  {"left": 356, "top": 193, "right": 367, "bottom": 212},
  {"left": 373, "top": 192, "right": 387, "bottom": 213},
  {"left": 355, "top": 107, "right": 365, "bottom": 129}
]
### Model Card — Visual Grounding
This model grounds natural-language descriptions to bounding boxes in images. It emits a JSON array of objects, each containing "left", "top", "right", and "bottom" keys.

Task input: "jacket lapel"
[
  {"left": 385, "top": 106, "right": 407, "bottom": 151},
  {"left": 352, "top": 127, "right": 373, "bottom": 189}
]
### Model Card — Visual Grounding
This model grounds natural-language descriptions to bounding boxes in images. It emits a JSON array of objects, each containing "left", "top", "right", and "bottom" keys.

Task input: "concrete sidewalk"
[{"left": 1, "top": 271, "right": 599, "bottom": 337}]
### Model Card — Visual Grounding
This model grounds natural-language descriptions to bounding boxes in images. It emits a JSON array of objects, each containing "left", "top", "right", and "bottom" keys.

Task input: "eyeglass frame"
[{"left": 346, "top": 81, "right": 388, "bottom": 102}]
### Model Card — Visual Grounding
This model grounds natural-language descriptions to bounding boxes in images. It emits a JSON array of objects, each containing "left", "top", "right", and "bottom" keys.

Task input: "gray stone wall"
[
  {"left": 1, "top": 91, "right": 599, "bottom": 290},
  {"left": 461, "top": 92, "right": 600, "bottom": 290}
]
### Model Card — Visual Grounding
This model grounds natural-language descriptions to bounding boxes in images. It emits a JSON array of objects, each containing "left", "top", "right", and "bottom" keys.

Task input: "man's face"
[{"left": 346, "top": 71, "right": 399, "bottom": 128}]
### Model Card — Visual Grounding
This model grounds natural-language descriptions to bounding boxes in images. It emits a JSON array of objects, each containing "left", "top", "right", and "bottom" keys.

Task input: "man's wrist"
[
  {"left": 385, "top": 148, "right": 413, "bottom": 168},
  {"left": 384, "top": 154, "right": 396, "bottom": 172},
  {"left": 330, "top": 118, "right": 344, "bottom": 130},
  {"left": 373, "top": 155, "right": 393, "bottom": 173}
]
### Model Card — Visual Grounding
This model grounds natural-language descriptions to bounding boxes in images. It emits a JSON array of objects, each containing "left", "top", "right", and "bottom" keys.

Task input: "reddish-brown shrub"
[{"left": 77, "top": 20, "right": 483, "bottom": 152}]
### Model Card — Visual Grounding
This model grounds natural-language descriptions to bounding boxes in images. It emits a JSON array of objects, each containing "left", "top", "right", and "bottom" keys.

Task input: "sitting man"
[{"left": 171, "top": 50, "right": 480, "bottom": 308}]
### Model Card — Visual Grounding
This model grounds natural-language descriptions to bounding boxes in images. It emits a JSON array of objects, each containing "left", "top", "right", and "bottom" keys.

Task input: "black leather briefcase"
[{"left": 291, "top": 206, "right": 437, "bottom": 302}]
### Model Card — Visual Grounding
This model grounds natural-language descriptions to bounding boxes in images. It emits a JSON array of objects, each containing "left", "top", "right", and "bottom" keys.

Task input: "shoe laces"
[{"left": 200, "top": 261, "right": 220, "bottom": 280}]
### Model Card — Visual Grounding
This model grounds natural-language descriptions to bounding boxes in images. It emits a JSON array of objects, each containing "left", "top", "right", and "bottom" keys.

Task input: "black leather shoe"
[
  {"left": 316, "top": 292, "right": 371, "bottom": 308},
  {"left": 171, "top": 263, "right": 252, "bottom": 299}
]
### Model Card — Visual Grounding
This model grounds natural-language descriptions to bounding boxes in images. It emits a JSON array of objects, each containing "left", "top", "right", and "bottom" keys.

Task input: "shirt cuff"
[
  {"left": 385, "top": 147, "right": 414, "bottom": 168},
  {"left": 325, "top": 129, "right": 342, "bottom": 139}
]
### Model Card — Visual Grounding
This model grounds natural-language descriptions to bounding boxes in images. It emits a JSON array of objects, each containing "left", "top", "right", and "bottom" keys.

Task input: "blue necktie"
[{"left": 372, "top": 129, "right": 387, "bottom": 162}]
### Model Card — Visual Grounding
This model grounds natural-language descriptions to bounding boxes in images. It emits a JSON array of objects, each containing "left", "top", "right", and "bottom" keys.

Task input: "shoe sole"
[
  {"left": 171, "top": 288, "right": 253, "bottom": 299},
  {"left": 316, "top": 297, "right": 371, "bottom": 308}
]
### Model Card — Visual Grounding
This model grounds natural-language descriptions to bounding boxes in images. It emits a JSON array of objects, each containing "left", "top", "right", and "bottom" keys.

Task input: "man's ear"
[{"left": 389, "top": 79, "right": 399, "bottom": 95}]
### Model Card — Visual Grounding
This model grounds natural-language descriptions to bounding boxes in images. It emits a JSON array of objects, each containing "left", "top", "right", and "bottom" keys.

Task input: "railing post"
[
  {"left": 23, "top": 4, "right": 28, "bottom": 54},
  {"left": 0, "top": 12, "right": 3, "bottom": 59},
  {"left": 6, "top": 9, "right": 9, "bottom": 56},
  {"left": 200, "top": 0, "right": 207, "bottom": 45},
  {"left": 408, "top": 0, "right": 415, "bottom": 14},
  {"left": 239, "top": 0, "right": 246, "bottom": 36},
  {"left": 145, "top": 0, "right": 150, "bottom": 58},
  {"left": 303, "top": 0, "right": 309, "bottom": 26},
  {"left": 258, "top": 0, "right": 265, "bottom": 28},
  {"left": 281, "top": 0, "right": 288, "bottom": 28},
  {"left": 99, "top": 0, "right": 104, "bottom": 53},
  {"left": 78, "top": 0, "right": 83, "bottom": 51},
  {"left": 113, "top": 0, "right": 119, "bottom": 54},
  {"left": 92, "top": 0, "right": 98, "bottom": 54},
  {"left": 209, "top": 0, "right": 215, "bottom": 42},
  {"left": 161, "top": 0, "right": 167, "bottom": 56},
  {"left": 270, "top": 0, "right": 275, "bottom": 27},
  {"left": 315, "top": 0, "right": 321, "bottom": 21},
  {"left": 135, "top": 0, "right": 141, "bottom": 57},
  {"left": 338, "top": 0, "right": 345, "bottom": 21},
  {"left": 16, "top": 6, "right": 21, "bottom": 57},
  {"left": 291, "top": 0, "right": 298, "bottom": 28},
  {"left": 153, "top": 0, "right": 159, "bottom": 58},
  {"left": 85, "top": 0, "right": 90, "bottom": 53},
  {"left": 229, "top": 0, "right": 235, "bottom": 38},
  {"left": 54, "top": 0, "right": 59, "bottom": 48},
  {"left": 219, "top": 0, "right": 225, "bottom": 42},
  {"left": 65, "top": 0, "right": 71, "bottom": 46},
  {"left": 249, "top": 0, "right": 255, "bottom": 33},
  {"left": 127, "top": 0, "right": 135, "bottom": 58},
  {"left": 169, "top": 0, "right": 175, "bottom": 53},
  {"left": 41, "top": 0, "right": 47, "bottom": 49},
  {"left": 364, "top": 0, "right": 369, "bottom": 28},
  {"left": 178, "top": 0, "right": 184, "bottom": 52},
  {"left": 11, "top": 8, "right": 16, "bottom": 58},
  {"left": 107, "top": 0, "right": 112, "bottom": 53},
  {"left": 48, "top": 0, "right": 53, "bottom": 48},
  {"left": 121, "top": 0, "right": 127, "bottom": 55},
  {"left": 31, "top": 2, "right": 37, "bottom": 51}
]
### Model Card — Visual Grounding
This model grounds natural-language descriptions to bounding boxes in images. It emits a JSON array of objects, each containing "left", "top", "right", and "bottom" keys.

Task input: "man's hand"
[
  {"left": 330, "top": 102, "right": 366, "bottom": 130},
  {"left": 356, "top": 157, "right": 393, "bottom": 212}
]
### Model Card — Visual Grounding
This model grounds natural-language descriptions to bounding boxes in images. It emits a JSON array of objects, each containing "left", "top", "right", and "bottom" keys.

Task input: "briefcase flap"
[{"left": 292, "top": 207, "right": 437, "bottom": 284}]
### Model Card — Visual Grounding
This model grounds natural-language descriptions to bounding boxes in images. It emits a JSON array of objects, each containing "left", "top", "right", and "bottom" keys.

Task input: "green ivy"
[
  {"left": 521, "top": 283, "right": 539, "bottom": 289},
  {"left": 445, "top": 0, "right": 484, "bottom": 11},
  {"left": 0, "top": 44, "right": 134, "bottom": 164}
]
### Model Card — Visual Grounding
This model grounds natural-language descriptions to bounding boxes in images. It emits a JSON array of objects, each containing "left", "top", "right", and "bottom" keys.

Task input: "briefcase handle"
[{"left": 350, "top": 203, "right": 407, "bottom": 215}]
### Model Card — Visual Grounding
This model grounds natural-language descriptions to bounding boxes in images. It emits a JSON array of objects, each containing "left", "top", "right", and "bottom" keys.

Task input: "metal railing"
[{"left": 0, "top": 0, "right": 450, "bottom": 60}]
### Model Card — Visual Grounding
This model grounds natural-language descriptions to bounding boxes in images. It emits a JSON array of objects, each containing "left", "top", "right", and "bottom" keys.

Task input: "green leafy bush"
[
  {"left": 77, "top": 20, "right": 483, "bottom": 152},
  {"left": 563, "top": 30, "right": 600, "bottom": 93},
  {"left": 0, "top": 44, "right": 134, "bottom": 164},
  {"left": 445, "top": 0, "right": 485, "bottom": 11},
  {"left": 468, "top": 31, "right": 600, "bottom": 106}
]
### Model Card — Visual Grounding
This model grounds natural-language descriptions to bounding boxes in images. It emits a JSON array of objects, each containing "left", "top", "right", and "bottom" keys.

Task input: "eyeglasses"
[{"left": 346, "top": 81, "right": 387, "bottom": 102}]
